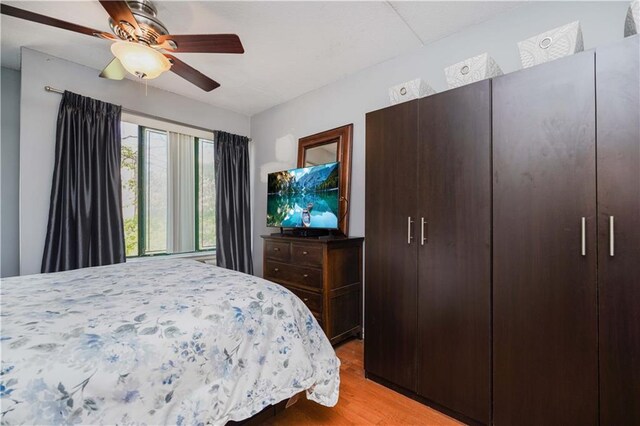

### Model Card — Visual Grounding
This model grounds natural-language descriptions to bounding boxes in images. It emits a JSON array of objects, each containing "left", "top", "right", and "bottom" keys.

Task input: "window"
[{"left": 120, "top": 120, "right": 216, "bottom": 257}]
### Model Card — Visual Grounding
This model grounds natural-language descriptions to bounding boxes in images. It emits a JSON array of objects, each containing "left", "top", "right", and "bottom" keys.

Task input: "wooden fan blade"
[
  {"left": 155, "top": 34, "right": 244, "bottom": 54},
  {"left": 165, "top": 54, "right": 220, "bottom": 92},
  {"left": 99, "top": 57, "right": 126, "bottom": 80},
  {"left": 0, "top": 4, "right": 115, "bottom": 39},
  {"left": 99, "top": 0, "right": 141, "bottom": 36}
]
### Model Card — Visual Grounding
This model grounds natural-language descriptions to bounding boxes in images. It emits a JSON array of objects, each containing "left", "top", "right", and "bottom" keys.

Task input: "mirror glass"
[{"left": 304, "top": 142, "right": 338, "bottom": 166}]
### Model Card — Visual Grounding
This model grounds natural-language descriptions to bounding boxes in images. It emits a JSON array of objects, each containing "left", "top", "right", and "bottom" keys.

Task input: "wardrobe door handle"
[
  {"left": 609, "top": 216, "right": 614, "bottom": 257},
  {"left": 581, "top": 217, "right": 586, "bottom": 256},
  {"left": 421, "top": 218, "right": 427, "bottom": 245},
  {"left": 407, "top": 217, "right": 414, "bottom": 245}
]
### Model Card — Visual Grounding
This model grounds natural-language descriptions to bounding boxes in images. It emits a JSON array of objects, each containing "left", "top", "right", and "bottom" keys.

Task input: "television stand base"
[
  {"left": 271, "top": 228, "right": 345, "bottom": 239},
  {"left": 289, "top": 228, "right": 329, "bottom": 238}
]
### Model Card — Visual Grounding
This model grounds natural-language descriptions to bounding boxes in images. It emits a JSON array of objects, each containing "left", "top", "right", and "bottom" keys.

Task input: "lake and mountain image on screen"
[{"left": 267, "top": 162, "right": 339, "bottom": 229}]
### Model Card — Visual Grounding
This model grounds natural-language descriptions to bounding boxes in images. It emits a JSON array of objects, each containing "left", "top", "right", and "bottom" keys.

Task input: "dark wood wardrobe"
[
  {"left": 365, "top": 100, "right": 419, "bottom": 392},
  {"left": 365, "top": 80, "right": 492, "bottom": 424},
  {"left": 417, "top": 81, "right": 491, "bottom": 424},
  {"left": 364, "top": 35, "right": 639, "bottom": 425},
  {"left": 596, "top": 36, "right": 640, "bottom": 426},
  {"left": 492, "top": 49, "right": 598, "bottom": 426}
]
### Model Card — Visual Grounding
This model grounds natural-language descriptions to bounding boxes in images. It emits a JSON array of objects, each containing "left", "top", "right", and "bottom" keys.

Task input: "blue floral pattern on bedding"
[{"left": 0, "top": 259, "right": 339, "bottom": 425}]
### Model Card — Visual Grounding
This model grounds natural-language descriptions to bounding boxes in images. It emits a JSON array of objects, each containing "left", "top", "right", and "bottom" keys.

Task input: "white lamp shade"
[{"left": 111, "top": 41, "right": 171, "bottom": 79}]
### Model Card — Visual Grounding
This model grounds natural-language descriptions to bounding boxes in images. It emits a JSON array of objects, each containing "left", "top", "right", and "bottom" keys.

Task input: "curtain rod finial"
[{"left": 44, "top": 86, "right": 64, "bottom": 94}]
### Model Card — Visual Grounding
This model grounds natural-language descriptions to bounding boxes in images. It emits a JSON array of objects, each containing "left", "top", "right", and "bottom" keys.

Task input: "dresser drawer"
[
  {"left": 291, "top": 243, "right": 323, "bottom": 267},
  {"left": 265, "top": 240, "right": 291, "bottom": 262},
  {"left": 264, "top": 261, "right": 323, "bottom": 290},
  {"left": 287, "top": 286, "right": 323, "bottom": 314}
]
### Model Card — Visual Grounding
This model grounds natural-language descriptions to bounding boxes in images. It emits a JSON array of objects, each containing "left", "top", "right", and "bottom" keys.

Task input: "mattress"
[{"left": 0, "top": 259, "right": 339, "bottom": 424}]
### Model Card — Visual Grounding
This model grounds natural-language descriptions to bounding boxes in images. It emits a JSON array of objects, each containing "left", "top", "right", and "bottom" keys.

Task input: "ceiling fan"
[{"left": 0, "top": 0, "right": 245, "bottom": 91}]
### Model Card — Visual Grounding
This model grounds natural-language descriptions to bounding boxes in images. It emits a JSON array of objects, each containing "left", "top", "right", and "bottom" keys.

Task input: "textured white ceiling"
[
  {"left": 1, "top": 1, "right": 519, "bottom": 116},
  {"left": 389, "top": 1, "right": 520, "bottom": 44}
]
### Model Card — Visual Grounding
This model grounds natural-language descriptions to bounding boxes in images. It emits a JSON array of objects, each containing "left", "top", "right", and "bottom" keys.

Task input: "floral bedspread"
[{"left": 0, "top": 259, "right": 340, "bottom": 425}]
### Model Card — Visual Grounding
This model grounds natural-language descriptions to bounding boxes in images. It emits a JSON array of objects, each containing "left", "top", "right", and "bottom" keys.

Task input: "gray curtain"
[
  {"left": 42, "top": 91, "right": 125, "bottom": 273},
  {"left": 215, "top": 131, "right": 253, "bottom": 274}
]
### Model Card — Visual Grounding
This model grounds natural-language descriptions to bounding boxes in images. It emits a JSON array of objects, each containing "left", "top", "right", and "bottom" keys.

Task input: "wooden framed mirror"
[{"left": 297, "top": 124, "right": 353, "bottom": 236}]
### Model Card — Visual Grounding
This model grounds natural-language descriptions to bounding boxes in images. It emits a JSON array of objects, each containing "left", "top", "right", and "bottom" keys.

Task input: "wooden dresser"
[{"left": 261, "top": 235, "right": 364, "bottom": 345}]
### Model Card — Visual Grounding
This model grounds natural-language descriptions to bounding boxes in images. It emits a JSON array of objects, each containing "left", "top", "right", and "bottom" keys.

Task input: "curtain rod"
[{"left": 43, "top": 86, "right": 252, "bottom": 141}]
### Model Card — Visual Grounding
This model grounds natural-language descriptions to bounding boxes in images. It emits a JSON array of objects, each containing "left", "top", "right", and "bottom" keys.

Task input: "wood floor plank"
[{"left": 265, "top": 340, "right": 462, "bottom": 425}]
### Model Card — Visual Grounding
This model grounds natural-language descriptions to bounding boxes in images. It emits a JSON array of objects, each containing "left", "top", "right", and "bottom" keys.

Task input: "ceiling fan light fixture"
[{"left": 110, "top": 41, "right": 170, "bottom": 79}]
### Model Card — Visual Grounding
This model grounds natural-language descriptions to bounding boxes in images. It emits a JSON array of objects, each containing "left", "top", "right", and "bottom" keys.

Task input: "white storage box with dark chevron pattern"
[
  {"left": 388, "top": 78, "right": 435, "bottom": 105},
  {"left": 444, "top": 53, "right": 503, "bottom": 89}
]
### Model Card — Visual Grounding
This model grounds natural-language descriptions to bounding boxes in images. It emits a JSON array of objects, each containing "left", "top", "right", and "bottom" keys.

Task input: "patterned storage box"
[
  {"left": 625, "top": 0, "right": 639, "bottom": 37},
  {"left": 388, "top": 78, "right": 436, "bottom": 105},
  {"left": 518, "top": 21, "right": 584, "bottom": 69},
  {"left": 444, "top": 53, "right": 503, "bottom": 89}
]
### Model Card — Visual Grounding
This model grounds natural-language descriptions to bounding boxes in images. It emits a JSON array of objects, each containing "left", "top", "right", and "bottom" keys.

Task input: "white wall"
[
  {"left": 19, "top": 48, "right": 251, "bottom": 275},
  {"left": 250, "top": 1, "right": 630, "bottom": 276},
  {"left": 1, "top": 67, "right": 21, "bottom": 278}
]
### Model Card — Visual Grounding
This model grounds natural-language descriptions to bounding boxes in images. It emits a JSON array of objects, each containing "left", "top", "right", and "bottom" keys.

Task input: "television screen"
[{"left": 267, "top": 162, "right": 340, "bottom": 229}]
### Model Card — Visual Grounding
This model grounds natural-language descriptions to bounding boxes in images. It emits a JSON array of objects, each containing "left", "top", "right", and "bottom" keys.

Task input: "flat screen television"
[{"left": 267, "top": 162, "right": 340, "bottom": 229}]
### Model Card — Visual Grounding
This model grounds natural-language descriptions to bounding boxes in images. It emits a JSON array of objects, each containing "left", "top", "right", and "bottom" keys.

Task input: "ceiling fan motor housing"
[{"left": 109, "top": 0, "right": 169, "bottom": 46}]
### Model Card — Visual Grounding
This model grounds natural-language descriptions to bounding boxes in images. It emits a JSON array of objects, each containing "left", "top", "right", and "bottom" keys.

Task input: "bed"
[{"left": 0, "top": 259, "right": 340, "bottom": 424}]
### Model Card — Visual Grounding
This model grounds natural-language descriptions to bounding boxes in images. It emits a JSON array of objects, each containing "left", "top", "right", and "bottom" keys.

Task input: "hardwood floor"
[{"left": 265, "top": 339, "right": 462, "bottom": 425}]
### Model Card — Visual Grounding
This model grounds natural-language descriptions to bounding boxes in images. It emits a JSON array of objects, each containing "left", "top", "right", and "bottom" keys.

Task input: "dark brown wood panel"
[
  {"left": 327, "top": 246, "right": 361, "bottom": 289},
  {"left": 596, "top": 35, "right": 640, "bottom": 426},
  {"left": 493, "top": 52, "right": 598, "bottom": 425},
  {"left": 365, "top": 100, "right": 418, "bottom": 391},
  {"left": 417, "top": 81, "right": 491, "bottom": 424},
  {"left": 330, "top": 289, "right": 361, "bottom": 337}
]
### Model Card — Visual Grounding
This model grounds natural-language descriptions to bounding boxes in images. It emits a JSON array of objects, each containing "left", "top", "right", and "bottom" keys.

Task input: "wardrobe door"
[
  {"left": 417, "top": 81, "right": 491, "bottom": 424},
  {"left": 365, "top": 100, "right": 418, "bottom": 391},
  {"left": 493, "top": 52, "right": 598, "bottom": 425},
  {"left": 597, "top": 35, "right": 640, "bottom": 426}
]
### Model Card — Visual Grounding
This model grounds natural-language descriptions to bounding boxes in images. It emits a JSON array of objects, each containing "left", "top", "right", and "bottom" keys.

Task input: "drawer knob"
[
  {"left": 274, "top": 247, "right": 280, "bottom": 252},
  {"left": 274, "top": 268, "right": 279, "bottom": 272},
  {"left": 303, "top": 274, "right": 308, "bottom": 278},
  {"left": 303, "top": 298, "right": 309, "bottom": 302},
  {"left": 302, "top": 251, "right": 308, "bottom": 255}
]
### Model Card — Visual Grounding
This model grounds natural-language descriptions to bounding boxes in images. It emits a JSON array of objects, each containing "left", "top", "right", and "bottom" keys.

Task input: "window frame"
[{"left": 125, "top": 123, "right": 216, "bottom": 258}]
